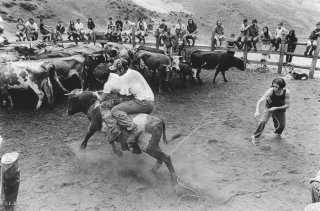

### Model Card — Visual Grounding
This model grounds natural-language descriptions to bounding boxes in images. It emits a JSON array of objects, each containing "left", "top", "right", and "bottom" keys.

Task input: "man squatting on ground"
[
  {"left": 251, "top": 78, "right": 290, "bottom": 146},
  {"left": 93, "top": 59, "right": 155, "bottom": 153}
]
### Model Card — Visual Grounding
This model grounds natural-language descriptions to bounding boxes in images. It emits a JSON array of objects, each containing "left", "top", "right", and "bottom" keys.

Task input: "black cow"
[
  {"left": 66, "top": 90, "right": 177, "bottom": 183},
  {"left": 190, "top": 50, "right": 245, "bottom": 84},
  {"left": 136, "top": 45, "right": 165, "bottom": 54}
]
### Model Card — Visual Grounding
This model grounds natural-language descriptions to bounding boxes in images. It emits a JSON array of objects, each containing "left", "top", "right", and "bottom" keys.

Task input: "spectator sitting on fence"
[
  {"left": 25, "top": 18, "right": 38, "bottom": 41},
  {"left": 67, "top": 20, "right": 78, "bottom": 43},
  {"left": 272, "top": 22, "right": 287, "bottom": 51},
  {"left": 158, "top": 19, "right": 168, "bottom": 46},
  {"left": 248, "top": 19, "right": 260, "bottom": 51},
  {"left": 310, "top": 170, "right": 320, "bottom": 203},
  {"left": 260, "top": 26, "right": 273, "bottom": 70},
  {"left": 16, "top": 18, "right": 26, "bottom": 41},
  {"left": 39, "top": 18, "right": 52, "bottom": 41},
  {"left": 212, "top": 20, "right": 227, "bottom": 48},
  {"left": 121, "top": 17, "right": 134, "bottom": 43},
  {"left": 285, "top": 30, "right": 297, "bottom": 63},
  {"left": 162, "top": 30, "right": 172, "bottom": 55},
  {"left": 185, "top": 18, "right": 198, "bottom": 46},
  {"left": 56, "top": 21, "right": 65, "bottom": 41},
  {"left": 172, "top": 28, "right": 187, "bottom": 56},
  {"left": 75, "top": 19, "right": 85, "bottom": 41},
  {"left": 175, "top": 19, "right": 186, "bottom": 36},
  {"left": 304, "top": 22, "right": 320, "bottom": 57},
  {"left": 114, "top": 16, "right": 123, "bottom": 42},
  {"left": 136, "top": 17, "right": 147, "bottom": 44},
  {"left": 85, "top": 18, "right": 95, "bottom": 44},
  {"left": 105, "top": 17, "right": 116, "bottom": 40},
  {"left": 234, "top": 18, "right": 252, "bottom": 50}
]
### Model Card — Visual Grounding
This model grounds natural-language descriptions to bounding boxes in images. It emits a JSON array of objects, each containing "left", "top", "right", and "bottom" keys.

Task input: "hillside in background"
[{"left": 1, "top": 0, "right": 319, "bottom": 42}]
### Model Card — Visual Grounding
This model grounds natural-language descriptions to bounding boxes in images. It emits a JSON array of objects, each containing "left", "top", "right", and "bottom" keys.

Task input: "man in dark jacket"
[{"left": 304, "top": 22, "right": 320, "bottom": 57}]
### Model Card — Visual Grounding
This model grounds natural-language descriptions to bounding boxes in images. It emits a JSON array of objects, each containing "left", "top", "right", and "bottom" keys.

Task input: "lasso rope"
[{"left": 169, "top": 108, "right": 278, "bottom": 210}]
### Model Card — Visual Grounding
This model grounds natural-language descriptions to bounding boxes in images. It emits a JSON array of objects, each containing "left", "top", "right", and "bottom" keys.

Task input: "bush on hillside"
[
  {"left": 2, "top": 15, "right": 17, "bottom": 23},
  {"left": 2, "top": 2, "right": 13, "bottom": 8},
  {"left": 0, "top": 10, "right": 8, "bottom": 15},
  {"left": 20, "top": 2, "right": 38, "bottom": 11}
]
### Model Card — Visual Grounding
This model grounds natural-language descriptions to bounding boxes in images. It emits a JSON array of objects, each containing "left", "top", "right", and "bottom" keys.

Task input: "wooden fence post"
[
  {"left": 211, "top": 31, "right": 215, "bottom": 51},
  {"left": 278, "top": 35, "right": 286, "bottom": 74},
  {"left": 155, "top": 28, "right": 160, "bottom": 49},
  {"left": 132, "top": 27, "right": 136, "bottom": 48},
  {"left": 1, "top": 152, "right": 20, "bottom": 211},
  {"left": 243, "top": 31, "right": 249, "bottom": 69},
  {"left": 309, "top": 36, "right": 320, "bottom": 79}
]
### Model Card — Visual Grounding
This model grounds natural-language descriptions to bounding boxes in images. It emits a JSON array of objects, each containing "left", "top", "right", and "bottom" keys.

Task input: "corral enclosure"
[{"left": 1, "top": 0, "right": 320, "bottom": 210}]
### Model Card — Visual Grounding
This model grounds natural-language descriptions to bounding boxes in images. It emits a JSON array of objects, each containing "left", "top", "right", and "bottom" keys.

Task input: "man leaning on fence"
[{"left": 304, "top": 22, "right": 320, "bottom": 57}]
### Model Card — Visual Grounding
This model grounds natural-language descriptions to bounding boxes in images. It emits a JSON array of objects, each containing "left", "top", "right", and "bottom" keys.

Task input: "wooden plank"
[
  {"left": 278, "top": 35, "right": 286, "bottom": 74},
  {"left": 309, "top": 37, "right": 320, "bottom": 78},
  {"left": 132, "top": 27, "right": 136, "bottom": 48}
]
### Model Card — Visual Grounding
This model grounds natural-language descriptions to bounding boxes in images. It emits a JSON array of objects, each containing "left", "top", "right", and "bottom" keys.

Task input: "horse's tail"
[{"left": 157, "top": 116, "right": 182, "bottom": 144}]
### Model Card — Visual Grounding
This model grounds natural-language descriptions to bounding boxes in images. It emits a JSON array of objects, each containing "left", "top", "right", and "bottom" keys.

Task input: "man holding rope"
[{"left": 251, "top": 78, "right": 290, "bottom": 146}]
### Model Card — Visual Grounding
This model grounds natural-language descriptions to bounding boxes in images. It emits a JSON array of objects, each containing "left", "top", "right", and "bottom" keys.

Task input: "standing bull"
[
  {"left": 132, "top": 50, "right": 172, "bottom": 93},
  {"left": 190, "top": 50, "right": 245, "bottom": 84},
  {"left": 67, "top": 91, "right": 177, "bottom": 182},
  {"left": 0, "top": 61, "right": 54, "bottom": 110}
]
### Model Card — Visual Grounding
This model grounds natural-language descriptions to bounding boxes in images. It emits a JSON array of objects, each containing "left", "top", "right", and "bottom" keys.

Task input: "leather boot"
[{"left": 127, "top": 126, "right": 143, "bottom": 145}]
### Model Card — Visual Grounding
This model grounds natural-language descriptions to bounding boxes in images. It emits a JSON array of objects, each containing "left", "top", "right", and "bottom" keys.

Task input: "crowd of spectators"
[{"left": 1, "top": 15, "right": 320, "bottom": 60}]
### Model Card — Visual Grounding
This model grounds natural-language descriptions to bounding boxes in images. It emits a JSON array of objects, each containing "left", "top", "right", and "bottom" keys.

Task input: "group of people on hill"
[{"left": 212, "top": 19, "right": 320, "bottom": 70}]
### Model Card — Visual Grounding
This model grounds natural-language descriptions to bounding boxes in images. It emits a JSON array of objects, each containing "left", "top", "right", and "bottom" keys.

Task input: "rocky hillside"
[{"left": 1, "top": 0, "right": 319, "bottom": 42}]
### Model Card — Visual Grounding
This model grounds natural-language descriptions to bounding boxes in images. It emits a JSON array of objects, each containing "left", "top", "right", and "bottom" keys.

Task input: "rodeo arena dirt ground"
[{"left": 0, "top": 39, "right": 320, "bottom": 211}]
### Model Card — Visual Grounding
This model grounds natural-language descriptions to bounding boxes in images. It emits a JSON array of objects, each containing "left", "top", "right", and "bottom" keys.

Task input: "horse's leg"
[{"left": 196, "top": 68, "right": 202, "bottom": 85}]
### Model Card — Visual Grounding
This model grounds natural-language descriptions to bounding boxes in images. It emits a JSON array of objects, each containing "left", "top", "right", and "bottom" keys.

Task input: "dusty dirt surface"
[{"left": 0, "top": 64, "right": 319, "bottom": 211}]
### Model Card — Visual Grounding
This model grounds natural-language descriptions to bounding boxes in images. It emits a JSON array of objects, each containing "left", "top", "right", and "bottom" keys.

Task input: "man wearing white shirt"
[
  {"left": 174, "top": 19, "right": 186, "bottom": 36},
  {"left": 93, "top": 59, "right": 154, "bottom": 152},
  {"left": 75, "top": 19, "right": 84, "bottom": 40},
  {"left": 25, "top": 18, "right": 38, "bottom": 40}
]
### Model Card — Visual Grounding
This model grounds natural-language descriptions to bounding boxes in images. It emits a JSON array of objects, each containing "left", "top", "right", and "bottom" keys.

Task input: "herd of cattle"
[{"left": 0, "top": 43, "right": 245, "bottom": 110}]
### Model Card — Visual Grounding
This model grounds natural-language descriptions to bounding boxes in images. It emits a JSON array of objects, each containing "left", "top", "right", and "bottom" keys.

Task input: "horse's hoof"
[
  {"left": 114, "top": 150, "right": 123, "bottom": 158},
  {"left": 80, "top": 144, "right": 86, "bottom": 150},
  {"left": 224, "top": 80, "right": 228, "bottom": 82}
]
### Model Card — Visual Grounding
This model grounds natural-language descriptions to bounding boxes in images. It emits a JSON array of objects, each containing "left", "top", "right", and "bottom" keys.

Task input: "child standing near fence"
[{"left": 260, "top": 26, "right": 273, "bottom": 70}]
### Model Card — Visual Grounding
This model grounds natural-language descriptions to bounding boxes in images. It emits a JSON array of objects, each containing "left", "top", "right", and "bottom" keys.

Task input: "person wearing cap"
[
  {"left": 136, "top": 17, "right": 147, "bottom": 44},
  {"left": 251, "top": 78, "right": 290, "bottom": 146},
  {"left": 56, "top": 20, "right": 65, "bottom": 41},
  {"left": 211, "top": 20, "right": 227, "bottom": 48},
  {"left": 304, "top": 22, "right": 320, "bottom": 57},
  {"left": 25, "top": 18, "right": 38, "bottom": 41},
  {"left": 248, "top": 19, "right": 260, "bottom": 51},
  {"left": 271, "top": 22, "right": 287, "bottom": 51},
  {"left": 310, "top": 170, "right": 320, "bottom": 203},
  {"left": 92, "top": 59, "right": 155, "bottom": 154},
  {"left": 234, "top": 19, "right": 253, "bottom": 50},
  {"left": 121, "top": 17, "right": 135, "bottom": 43}
]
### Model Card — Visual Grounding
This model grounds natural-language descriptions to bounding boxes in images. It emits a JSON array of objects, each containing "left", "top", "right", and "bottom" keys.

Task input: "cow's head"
[
  {"left": 234, "top": 57, "right": 246, "bottom": 71},
  {"left": 171, "top": 56, "right": 183, "bottom": 71},
  {"left": 66, "top": 89, "right": 97, "bottom": 116}
]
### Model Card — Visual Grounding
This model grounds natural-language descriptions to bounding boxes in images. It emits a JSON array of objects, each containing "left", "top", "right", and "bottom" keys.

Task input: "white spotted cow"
[
  {"left": 0, "top": 61, "right": 54, "bottom": 110},
  {"left": 43, "top": 55, "right": 86, "bottom": 92},
  {"left": 171, "top": 55, "right": 194, "bottom": 88}
]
